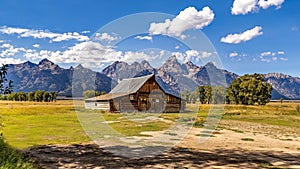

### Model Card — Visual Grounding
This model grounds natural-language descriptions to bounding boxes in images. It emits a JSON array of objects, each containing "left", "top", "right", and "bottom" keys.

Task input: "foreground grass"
[
  {"left": 223, "top": 102, "right": 300, "bottom": 128},
  {"left": 0, "top": 101, "right": 90, "bottom": 149},
  {"left": 0, "top": 137, "right": 37, "bottom": 169},
  {"left": 1, "top": 100, "right": 300, "bottom": 149}
]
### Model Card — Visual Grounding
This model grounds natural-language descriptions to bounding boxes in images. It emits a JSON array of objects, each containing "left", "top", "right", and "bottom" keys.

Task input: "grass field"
[{"left": 0, "top": 100, "right": 300, "bottom": 149}]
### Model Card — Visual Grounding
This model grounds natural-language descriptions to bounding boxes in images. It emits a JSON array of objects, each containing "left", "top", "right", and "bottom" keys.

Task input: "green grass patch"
[
  {"left": 109, "top": 120, "right": 170, "bottom": 136},
  {"left": 0, "top": 101, "right": 90, "bottom": 149},
  {"left": 0, "top": 137, "right": 38, "bottom": 169}
]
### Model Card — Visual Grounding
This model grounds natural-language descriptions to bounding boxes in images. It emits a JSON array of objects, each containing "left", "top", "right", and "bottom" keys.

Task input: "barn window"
[
  {"left": 130, "top": 95, "right": 134, "bottom": 100},
  {"left": 95, "top": 103, "right": 97, "bottom": 106}
]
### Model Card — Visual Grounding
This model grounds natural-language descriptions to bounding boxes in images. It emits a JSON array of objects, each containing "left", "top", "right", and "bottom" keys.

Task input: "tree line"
[
  {"left": 181, "top": 74, "right": 272, "bottom": 105},
  {"left": 0, "top": 91, "right": 58, "bottom": 102}
]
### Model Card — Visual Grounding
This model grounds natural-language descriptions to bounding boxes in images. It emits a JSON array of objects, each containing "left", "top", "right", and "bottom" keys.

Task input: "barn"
[{"left": 85, "top": 74, "right": 186, "bottom": 112}]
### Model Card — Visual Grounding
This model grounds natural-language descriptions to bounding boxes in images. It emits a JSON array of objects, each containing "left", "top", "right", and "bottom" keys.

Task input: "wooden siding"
[{"left": 85, "top": 75, "right": 186, "bottom": 113}]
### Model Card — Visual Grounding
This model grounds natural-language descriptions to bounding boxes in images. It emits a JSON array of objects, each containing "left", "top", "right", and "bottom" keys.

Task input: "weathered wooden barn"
[{"left": 85, "top": 74, "right": 186, "bottom": 112}]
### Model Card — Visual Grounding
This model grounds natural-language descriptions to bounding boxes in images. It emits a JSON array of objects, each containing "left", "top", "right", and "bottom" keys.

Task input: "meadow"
[{"left": 0, "top": 100, "right": 300, "bottom": 149}]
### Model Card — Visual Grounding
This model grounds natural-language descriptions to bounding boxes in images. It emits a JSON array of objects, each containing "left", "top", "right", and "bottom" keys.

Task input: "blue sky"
[{"left": 0, "top": 0, "right": 299, "bottom": 77}]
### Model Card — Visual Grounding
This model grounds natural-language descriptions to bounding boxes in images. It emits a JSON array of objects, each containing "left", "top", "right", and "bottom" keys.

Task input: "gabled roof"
[
  {"left": 85, "top": 74, "right": 183, "bottom": 101},
  {"left": 109, "top": 74, "right": 154, "bottom": 94},
  {"left": 85, "top": 93, "right": 129, "bottom": 101}
]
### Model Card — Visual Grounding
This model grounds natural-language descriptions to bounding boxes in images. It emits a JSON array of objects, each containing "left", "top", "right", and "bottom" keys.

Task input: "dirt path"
[{"left": 25, "top": 120, "right": 300, "bottom": 169}]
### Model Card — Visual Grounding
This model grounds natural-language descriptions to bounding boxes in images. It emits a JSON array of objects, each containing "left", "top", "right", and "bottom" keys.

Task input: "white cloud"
[
  {"left": 280, "top": 57, "right": 288, "bottom": 61},
  {"left": 258, "top": 0, "right": 284, "bottom": 9},
  {"left": 149, "top": 6, "right": 214, "bottom": 38},
  {"left": 171, "top": 50, "right": 212, "bottom": 63},
  {"left": 0, "top": 26, "right": 89, "bottom": 42},
  {"left": 0, "top": 57, "right": 24, "bottom": 64},
  {"left": 259, "top": 50, "right": 286, "bottom": 62},
  {"left": 93, "top": 33, "right": 120, "bottom": 44},
  {"left": 231, "top": 0, "right": 284, "bottom": 15},
  {"left": 229, "top": 52, "right": 239, "bottom": 57},
  {"left": 221, "top": 26, "right": 263, "bottom": 44},
  {"left": 81, "top": 30, "right": 90, "bottom": 34},
  {"left": 0, "top": 43, "right": 26, "bottom": 57},
  {"left": 175, "top": 45, "right": 180, "bottom": 49},
  {"left": 200, "top": 51, "right": 212, "bottom": 58},
  {"left": 134, "top": 35, "right": 152, "bottom": 41},
  {"left": 232, "top": 0, "right": 258, "bottom": 15},
  {"left": 260, "top": 51, "right": 272, "bottom": 57},
  {"left": 32, "top": 44, "right": 40, "bottom": 48}
]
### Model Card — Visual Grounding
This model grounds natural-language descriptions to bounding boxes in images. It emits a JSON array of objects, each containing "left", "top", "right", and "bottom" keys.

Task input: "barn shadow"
[{"left": 25, "top": 143, "right": 300, "bottom": 168}]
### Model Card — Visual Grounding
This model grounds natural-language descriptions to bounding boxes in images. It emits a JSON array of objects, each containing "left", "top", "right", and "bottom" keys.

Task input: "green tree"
[
  {"left": 83, "top": 90, "right": 100, "bottom": 99},
  {"left": 27, "top": 92, "right": 36, "bottom": 101},
  {"left": 180, "top": 89, "right": 191, "bottom": 103},
  {"left": 226, "top": 74, "right": 272, "bottom": 105},
  {"left": 18, "top": 92, "right": 27, "bottom": 101},
  {"left": 43, "top": 92, "right": 50, "bottom": 102},
  {"left": 211, "top": 86, "right": 226, "bottom": 104},
  {"left": 0, "top": 64, "right": 13, "bottom": 95},
  {"left": 34, "top": 90, "right": 44, "bottom": 102},
  {"left": 49, "top": 92, "right": 58, "bottom": 102},
  {"left": 198, "top": 86, "right": 206, "bottom": 104},
  {"left": 205, "top": 86, "right": 212, "bottom": 104}
]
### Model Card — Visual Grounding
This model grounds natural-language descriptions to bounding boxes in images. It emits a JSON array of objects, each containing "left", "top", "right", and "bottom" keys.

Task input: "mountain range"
[{"left": 5, "top": 56, "right": 300, "bottom": 100}]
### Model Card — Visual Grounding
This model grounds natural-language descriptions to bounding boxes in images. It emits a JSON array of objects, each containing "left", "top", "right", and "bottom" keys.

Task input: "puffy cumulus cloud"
[
  {"left": 229, "top": 52, "right": 239, "bottom": 58},
  {"left": 134, "top": 35, "right": 152, "bottom": 41},
  {"left": 258, "top": 0, "right": 284, "bottom": 9},
  {"left": 278, "top": 51, "right": 285, "bottom": 55},
  {"left": 171, "top": 50, "right": 212, "bottom": 63},
  {"left": 221, "top": 26, "right": 263, "bottom": 44},
  {"left": 53, "top": 41, "right": 123, "bottom": 64},
  {"left": 231, "top": 0, "right": 284, "bottom": 15},
  {"left": 0, "top": 26, "right": 89, "bottom": 42},
  {"left": 149, "top": 6, "right": 214, "bottom": 38},
  {"left": 0, "top": 43, "right": 26, "bottom": 57},
  {"left": 232, "top": 0, "right": 258, "bottom": 15},
  {"left": 93, "top": 33, "right": 120, "bottom": 44},
  {"left": 0, "top": 57, "right": 24, "bottom": 64}
]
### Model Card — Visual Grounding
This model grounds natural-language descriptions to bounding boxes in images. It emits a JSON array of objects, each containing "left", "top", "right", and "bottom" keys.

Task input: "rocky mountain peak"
[
  {"left": 75, "top": 64, "right": 84, "bottom": 70},
  {"left": 159, "top": 55, "right": 188, "bottom": 74},
  {"left": 38, "top": 58, "right": 61, "bottom": 71},
  {"left": 39, "top": 58, "right": 54, "bottom": 65}
]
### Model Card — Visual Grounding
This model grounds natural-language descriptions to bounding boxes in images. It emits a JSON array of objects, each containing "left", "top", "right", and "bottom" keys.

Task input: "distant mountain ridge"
[{"left": 5, "top": 57, "right": 300, "bottom": 99}]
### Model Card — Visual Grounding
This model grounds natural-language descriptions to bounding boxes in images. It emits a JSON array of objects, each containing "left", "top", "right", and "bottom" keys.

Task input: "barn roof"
[
  {"left": 109, "top": 74, "right": 154, "bottom": 94},
  {"left": 85, "top": 93, "right": 129, "bottom": 101},
  {"left": 85, "top": 74, "right": 183, "bottom": 101}
]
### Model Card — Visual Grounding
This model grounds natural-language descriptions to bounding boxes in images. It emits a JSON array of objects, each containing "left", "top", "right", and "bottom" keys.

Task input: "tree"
[
  {"left": 226, "top": 74, "right": 272, "bottom": 105},
  {"left": 18, "top": 92, "right": 27, "bottom": 101},
  {"left": 0, "top": 64, "right": 13, "bottom": 95},
  {"left": 198, "top": 86, "right": 206, "bottom": 104},
  {"left": 34, "top": 90, "right": 44, "bottom": 102},
  {"left": 83, "top": 90, "right": 100, "bottom": 99},
  {"left": 43, "top": 92, "right": 50, "bottom": 102},
  {"left": 27, "top": 92, "right": 36, "bottom": 101},
  {"left": 197, "top": 86, "right": 212, "bottom": 104},
  {"left": 49, "top": 92, "right": 58, "bottom": 102},
  {"left": 180, "top": 89, "right": 191, "bottom": 103},
  {"left": 211, "top": 86, "right": 226, "bottom": 104}
]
